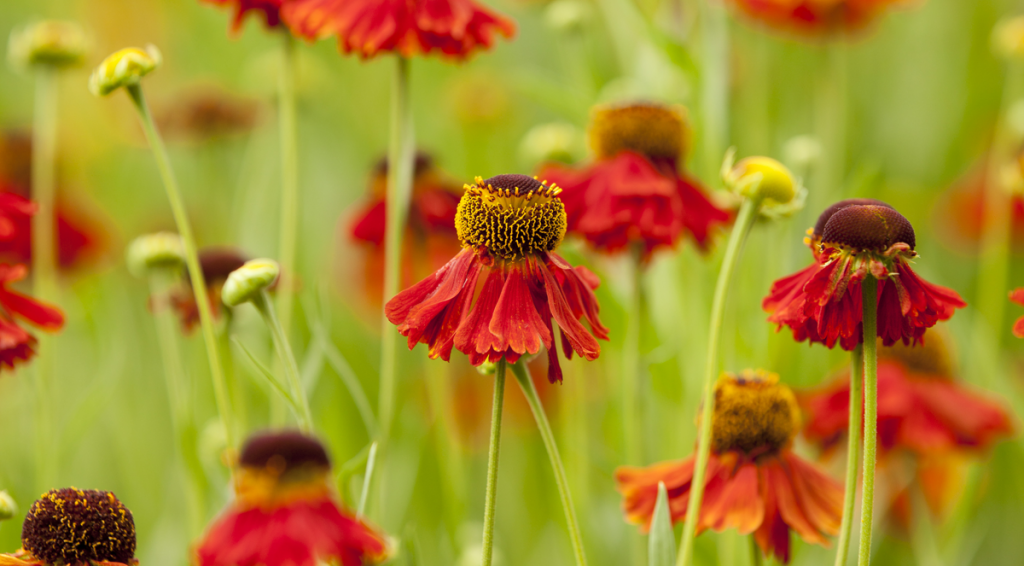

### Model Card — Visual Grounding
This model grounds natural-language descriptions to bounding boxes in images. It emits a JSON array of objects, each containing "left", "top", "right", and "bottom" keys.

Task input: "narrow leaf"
[
  {"left": 233, "top": 337, "right": 301, "bottom": 416},
  {"left": 649, "top": 481, "right": 676, "bottom": 566}
]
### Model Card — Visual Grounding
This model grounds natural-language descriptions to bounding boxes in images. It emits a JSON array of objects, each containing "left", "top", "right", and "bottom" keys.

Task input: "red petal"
[
  {"left": 764, "top": 459, "right": 826, "bottom": 545},
  {"left": 488, "top": 266, "right": 549, "bottom": 355},
  {"left": 454, "top": 267, "right": 506, "bottom": 357},
  {"left": 535, "top": 258, "right": 600, "bottom": 360},
  {"left": 701, "top": 461, "right": 765, "bottom": 535}
]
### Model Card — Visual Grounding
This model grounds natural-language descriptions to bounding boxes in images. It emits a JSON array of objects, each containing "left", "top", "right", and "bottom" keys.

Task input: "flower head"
[
  {"left": 282, "top": 0, "right": 516, "bottom": 60},
  {"left": 167, "top": 247, "right": 248, "bottom": 333},
  {"left": 196, "top": 430, "right": 388, "bottom": 566},
  {"left": 1012, "top": 288, "right": 1024, "bottom": 338},
  {"left": 727, "top": 0, "right": 912, "bottom": 36},
  {"left": 0, "top": 264, "right": 64, "bottom": 372},
  {"left": 8, "top": 21, "right": 87, "bottom": 69},
  {"left": 0, "top": 488, "right": 137, "bottom": 566},
  {"left": 89, "top": 46, "right": 161, "bottom": 97},
  {"left": 540, "top": 103, "right": 730, "bottom": 259},
  {"left": 386, "top": 174, "right": 608, "bottom": 383},
  {"left": 202, "top": 0, "right": 286, "bottom": 34},
  {"left": 763, "top": 199, "right": 966, "bottom": 350},
  {"left": 222, "top": 259, "right": 280, "bottom": 307},
  {"left": 126, "top": 232, "right": 185, "bottom": 278},
  {"left": 615, "top": 370, "right": 842, "bottom": 563}
]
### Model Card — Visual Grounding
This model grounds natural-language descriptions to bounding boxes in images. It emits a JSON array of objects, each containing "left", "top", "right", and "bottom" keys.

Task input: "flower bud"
[
  {"left": 0, "top": 490, "right": 16, "bottom": 521},
  {"left": 544, "top": 0, "right": 592, "bottom": 34},
  {"left": 126, "top": 232, "right": 185, "bottom": 278},
  {"left": 519, "top": 122, "right": 585, "bottom": 166},
  {"left": 89, "top": 45, "right": 161, "bottom": 96},
  {"left": 8, "top": 21, "right": 87, "bottom": 69},
  {"left": 726, "top": 156, "right": 797, "bottom": 204},
  {"left": 993, "top": 16, "right": 1024, "bottom": 59},
  {"left": 782, "top": 135, "right": 822, "bottom": 172},
  {"left": 221, "top": 258, "right": 280, "bottom": 307}
]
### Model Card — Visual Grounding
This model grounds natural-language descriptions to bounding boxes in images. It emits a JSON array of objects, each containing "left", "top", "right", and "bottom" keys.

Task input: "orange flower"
[
  {"left": 727, "top": 0, "right": 912, "bottom": 35},
  {"left": 195, "top": 431, "right": 389, "bottom": 566},
  {"left": 616, "top": 370, "right": 842, "bottom": 563},
  {"left": 1011, "top": 288, "right": 1024, "bottom": 338},
  {"left": 281, "top": 0, "right": 516, "bottom": 60}
]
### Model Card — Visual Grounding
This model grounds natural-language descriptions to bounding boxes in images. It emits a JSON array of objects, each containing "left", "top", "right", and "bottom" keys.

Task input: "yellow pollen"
[
  {"left": 235, "top": 465, "right": 333, "bottom": 510},
  {"left": 709, "top": 369, "right": 800, "bottom": 455},
  {"left": 455, "top": 175, "right": 567, "bottom": 261},
  {"left": 589, "top": 103, "right": 689, "bottom": 162}
]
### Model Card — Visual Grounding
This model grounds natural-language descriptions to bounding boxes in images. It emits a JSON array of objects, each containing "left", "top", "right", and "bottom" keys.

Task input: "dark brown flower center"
[
  {"left": 821, "top": 204, "right": 916, "bottom": 251},
  {"left": 813, "top": 198, "right": 893, "bottom": 238},
  {"left": 455, "top": 174, "right": 566, "bottom": 261},
  {"left": 239, "top": 430, "right": 331, "bottom": 473},
  {"left": 22, "top": 488, "right": 136, "bottom": 565},
  {"left": 710, "top": 370, "right": 799, "bottom": 455},
  {"left": 197, "top": 247, "right": 249, "bottom": 284},
  {"left": 589, "top": 103, "right": 687, "bottom": 164}
]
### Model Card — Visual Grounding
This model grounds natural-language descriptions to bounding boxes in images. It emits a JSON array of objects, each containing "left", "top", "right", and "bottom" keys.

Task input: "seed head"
[
  {"left": 89, "top": 45, "right": 161, "bottom": 96},
  {"left": 22, "top": 488, "right": 136, "bottom": 566},
  {"left": 813, "top": 198, "right": 893, "bottom": 238},
  {"left": 589, "top": 103, "right": 689, "bottom": 164},
  {"left": 221, "top": 259, "right": 280, "bottom": 307},
  {"left": 239, "top": 430, "right": 331, "bottom": 473},
  {"left": 455, "top": 174, "right": 566, "bottom": 261},
  {"left": 8, "top": 21, "right": 87, "bottom": 69},
  {"left": 709, "top": 370, "right": 799, "bottom": 455},
  {"left": 821, "top": 204, "right": 916, "bottom": 251}
]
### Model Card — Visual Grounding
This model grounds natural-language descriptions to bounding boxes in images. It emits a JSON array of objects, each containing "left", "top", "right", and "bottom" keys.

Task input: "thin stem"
[
  {"left": 677, "top": 197, "right": 761, "bottom": 566},
  {"left": 218, "top": 314, "right": 247, "bottom": 434},
  {"left": 275, "top": 31, "right": 299, "bottom": 377},
  {"left": 30, "top": 66, "right": 59, "bottom": 491},
  {"left": 378, "top": 56, "right": 415, "bottom": 440},
  {"left": 622, "top": 246, "right": 644, "bottom": 465},
  {"left": 834, "top": 344, "right": 863, "bottom": 566},
  {"left": 857, "top": 276, "right": 879, "bottom": 566},
  {"left": 510, "top": 360, "right": 588, "bottom": 566},
  {"left": 750, "top": 535, "right": 762, "bottom": 566},
  {"left": 700, "top": 0, "right": 729, "bottom": 179},
  {"left": 252, "top": 291, "right": 313, "bottom": 432},
  {"left": 357, "top": 441, "right": 378, "bottom": 517},
  {"left": 481, "top": 359, "right": 507, "bottom": 566},
  {"left": 126, "top": 84, "right": 235, "bottom": 450}
]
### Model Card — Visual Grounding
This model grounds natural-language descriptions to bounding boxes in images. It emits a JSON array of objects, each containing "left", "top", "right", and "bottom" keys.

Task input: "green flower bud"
[
  {"left": 724, "top": 154, "right": 797, "bottom": 204},
  {"left": 8, "top": 21, "right": 87, "bottom": 69},
  {"left": 89, "top": 45, "right": 161, "bottom": 96},
  {"left": 126, "top": 232, "right": 185, "bottom": 278},
  {"left": 221, "top": 258, "right": 280, "bottom": 307},
  {"left": 475, "top": 361, "right": 497, "bottom": 376},
  {"left": 0, "top": 490, "right": 16, "bottom": 521}
]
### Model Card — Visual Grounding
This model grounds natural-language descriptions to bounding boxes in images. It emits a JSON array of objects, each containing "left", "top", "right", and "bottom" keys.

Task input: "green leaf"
[{"left": 649, "top": 481, "right": 676, "bottom": 566}]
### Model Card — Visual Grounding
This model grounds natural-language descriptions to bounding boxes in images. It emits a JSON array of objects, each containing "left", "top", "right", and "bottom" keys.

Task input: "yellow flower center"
[
  {"left": 710, "top": 369, "right": 800, "bottom": 455},
  {"left": 455, "top": 174, "right": 566, "bottom": 261},
  {"left": 589, "top": 103, "right": 688, "bottom": 163}
]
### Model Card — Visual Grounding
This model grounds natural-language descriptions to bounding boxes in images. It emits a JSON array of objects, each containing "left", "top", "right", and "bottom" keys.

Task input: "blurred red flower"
[
  {"left": 201, "top": 0, "right": 287, "bottom": 33},
  {"left": 540, "top": 103, "right": 729, "bottom": 260},
  {"left": 932, "top": 162, "right": 1024, "bottom": 255},
  {"left": 616, "top": 371, "right": 842, "bottom": 564},
  {"left": 166, "top": 247, "right": 248, "bottom": 333},
  {"left": 196, "top": 431, "right": 388, "bottom": 566},
  {"left": 386, "top": 174, "right": 608, "bottom": 383},
  {"left": 281, "top": 0, "right": 516, "bottom": 60},
  {"left": 0, "top": 264, "right": 65, "bottom": 372},
  {"left": 1010, "top": 288, "right": 1024, "bottom": 338},
  {"left": 728, "top": 0, "right": 911, "bottom": 35}
]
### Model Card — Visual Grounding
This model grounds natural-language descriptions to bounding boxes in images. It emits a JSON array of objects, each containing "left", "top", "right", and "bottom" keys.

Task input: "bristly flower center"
[
  {"left": 820, "top": 204, "right": 916, "bottom": 252},
  {"left": 710, "top": 370, "right": 799, "bottom": 456},
  {"left": 456, "top": 174, "right": 566, "bottom": 261},
  {"left": 589, "top": 103, "right": 687, "bottom": 164},
  {"left": 22, "top": 488, "right": 136, "bottom": 565}
]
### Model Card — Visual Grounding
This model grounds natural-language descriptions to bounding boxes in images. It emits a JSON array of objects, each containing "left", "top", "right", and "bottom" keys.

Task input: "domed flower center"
[
  {"left": 199, "top": 247, "right": 249, "bottom": 284},
  {"left": 236, "top": 431, "right": 333, "bottom": 507},
  {"left": 880, "top": 330, "right": 954, "bottom": 378},
  {"left": 710, "top": 370, "right": 799, "bottom": 455},
  {"left": 22, "top": 488, "right": 136, "bottom": 565},
  {"left": 813, "top": 198, "right": 893, "bottom": 238},
  {"left": 455, "top": 174, "right": 566, "bottom": 261},
  {"left": 821, "top": 204, "right": 916, "bottom": 251},
  {"left": 239, "top": 430, "right": 331, "bottom": 474},
  {"left": 589, "top": 103, "right": 687, "bottom": 164}
]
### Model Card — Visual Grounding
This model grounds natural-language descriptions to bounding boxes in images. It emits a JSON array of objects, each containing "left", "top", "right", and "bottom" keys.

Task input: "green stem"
[
  {"left": 481, "top": 359, "right": 507, "bottom": 566},
  {"left": 510, "top": 360, "right": 588, "bottom": 566},
  {"left": 622, "top": 246, "right": 644, "bottom": 465},
  {"left": 378, "top": 55, "right": 415, "bottom": 440},
  {"left": 700, "top": 0, "right": 729, "bottom": 179},
  {"left": 219, "top": 313, "right": 247, "bottom": 434},
  {"left": 751, "top": 535, "right": 762, "bottom": 566},
  {"left": 834, "top": 344, "right": 863, "bottom": 566},
  {"left": 857, "top": 276, "right": 879, "bottom": 566},
  {"left": 357, "top": 441, "right": 378, "bottom": 517},
  {"left": 253, "top": 291, "right": 313, "bottom": 432},
  {"left": 30, "top": 65, "right": 58, "bottom": 491},
  {"left": 677, "top": 197, "right": 761, "bottom": 566},
  {"left": 126, "top": 84, "right": 235, "bottom": 450}
]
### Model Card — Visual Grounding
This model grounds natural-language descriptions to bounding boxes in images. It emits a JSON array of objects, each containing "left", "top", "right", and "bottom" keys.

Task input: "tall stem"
[
  {"left": 856, "top": 276, "right": 879, "bottom": 566},
  {"left": 378, "top": 56, "right": 415, "bottom": 440},
  {"left": 276, "top": 31, "right": 299, "bottom": 367},
  {"left": 127, "top": 84, "right": 235, "bottom": 450},
  {"left": 481, "top": 360, "right": 507, "bottom": 566},
  {"left": 253, "top": 291, "right": 314, "bottom": 432},
  {"left": 834, "top": 344, "right": 863, "bottom": 566},
  {"left": 30, "top": 66, "right": 59, "bottom": 491},
  {"left": 510, "top": 361, "right": 588, "bottom": 566},
  {"left": 622, "top": 247, "right": 644, "bottom": 465},
  {"left": 677, "top": 197, "right": 761, "bottom": 566},
  {"left": 700, "top": 0, "right": 730, "bottom": 179}
]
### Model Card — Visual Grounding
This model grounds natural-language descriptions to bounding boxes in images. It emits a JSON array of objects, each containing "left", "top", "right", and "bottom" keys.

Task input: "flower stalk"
[
  {"left": 677, "top": 195, "right": 762, "bottom": 566},
  {"left": 481, "top": 359, "right": 507, "bottom": 566},
  {"left": 510, "top": 360, "right": 588, "bottom": 566},
  {"left": 857, "top": 275, "right": 879, "bottom": 566},
  {"left": 251, "top": 290, "right": 313, "bottom": 432},
  {"left": 834, "top": 343, "right": 863, "bottom": 566},
  {"left": 126, "top": 84, "right": 236, "bottom": 450},
  {"left": 275, "top": 31, "right": 300, "bottom": 402},
  {"left": 622, "top": 245, "right": 644, "bottom": 465}
]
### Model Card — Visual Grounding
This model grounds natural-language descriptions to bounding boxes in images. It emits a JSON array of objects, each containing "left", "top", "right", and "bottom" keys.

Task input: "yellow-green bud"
[
  {"left": 475, "top": 361, "right": 497, "bottom": 376},
  {"left": 544, "top": 0, "right": 591, "bottom": 34},
  {"left": 126, "top": 232, "right": 185, "bottom": 278},
  {"left": 0, "top": 490, "right": 17, "bottom": 521},
  {"left": 8, "top": 21, "right": 87, "bottom": 69},
  {"left": 89, "top": 45, "right": 161, "bottom": 96},
  {"left": 519, "top": 122, "right": 585, "bottom": 166},
  {"left": 993, "top": 16, "right": 1024, "bottom": 59},
  {"left": 727, "top": 156, "right": 797, "bottom": 204},
  {"left": 221, "top": 259, "right": 279, "bottom": 307}
]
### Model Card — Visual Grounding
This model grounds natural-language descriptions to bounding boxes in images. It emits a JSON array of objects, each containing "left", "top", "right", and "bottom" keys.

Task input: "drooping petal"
[
  {"left": 454, "top": 267, "right": 506, "bottom": 357},
  {"left": 387, "top": 248, "right": 476, "bottom": 349},
  {"left": 782, "top": 452, "right": 843, "bottom": 537},
  {"left": 701, "top": 461, "right": 765, "bottom": 535},
  {"left": 488, "top": 266, "right": 549, "bottom": 356},
  {"left": 535, "top": 258, "right": 600, "bottom": 361},
  {"left": 763, "top": 459, "right": 826, "bottom": 545},
  {"left": 676, "top": 174, "right": 731, "bottom": 251}
]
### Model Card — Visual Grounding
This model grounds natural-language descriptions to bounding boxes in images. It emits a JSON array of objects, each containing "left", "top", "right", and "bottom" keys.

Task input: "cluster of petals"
[
  {"left": 201, "top": 0, "right": 286, "bottom": 32},
  {"left": 0, "top": 264, "right": 65, "bottom": 371},
  {"left": 727, "top": 0, "right": 910, "bottom": 35}
]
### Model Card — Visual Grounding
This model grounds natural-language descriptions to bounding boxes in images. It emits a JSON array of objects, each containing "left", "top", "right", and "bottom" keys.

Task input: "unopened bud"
[
  {"left": 0, "top": 490, "right": 16, "bottom": 521},
  {"left": 519, "top": 122, "right": 585, "bottom": 166},
  {"left": 126, "top": 232, "right": 185, "bottom": 278},
  {"left": 8, "top": 21, "right": 87, "bottom": 69},
  {"left": 726, "top": 156, "right": 797, "bottom": 204},
  {"left": 475, "top": 361, "right": 497, "bottom": 376},
  {"left": 544, "top": 0, "right": 592, "bottom": 34},
  {"left": 89, "top": 45, "right": 161, "bottom": 96},
  {"left": 782, "top": 135, "right": 822, "bottom": 172},
  {"left": 221, "top": 258, "right": 279, "bottom": 307},
  {"left": 993, "top": 16, "right": 1024, "bottom": 59}
]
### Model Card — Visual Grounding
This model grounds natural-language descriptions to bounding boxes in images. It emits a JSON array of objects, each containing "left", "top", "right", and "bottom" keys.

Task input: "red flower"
[
  {"left": 201, "top": 0, "right": 286, "bottom": 33},
  {"left": 933, "top": 161, "right": 1024, "bottom": 255},
  {"left": 166, "top": 247, "right": 248, "bottom": 333},
  {"left": 763, "top": 199, "right": 966, "bottom": 350},
  {"left": 540, "top": 103, "right": 729, "bottom": 260},
  {"left": 727, "top": 0, "right": 911, "bottom": 35},
  {"left": 0, "top": 193, "right": 36, "bottom": 241},
  {"left": 196, "top": 431, "right": 388, "bottom": 566},
  {"left": 0, "top": 263, "right": 64, "bottom": 372},
  {"left": 281, "top": 0, "right": 516, "bottom": 60},
  {"left": 386, "top": 174, "right": 608, "bottom": 383},
  {"left": 1011, "top": 288, "right": 1024, "bottom": 338},
  {"left": 615, "top": 371, "right": 842, "bottom": 564}
]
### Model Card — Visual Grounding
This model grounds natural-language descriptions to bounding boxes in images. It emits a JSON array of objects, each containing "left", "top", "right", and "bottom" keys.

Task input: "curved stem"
[
  {"left": 481, "top": 360, "right": 507, "bottom": 566},
  {"left": 253, "top": 291, "right": 313, "bottom": 432},
  {"left": 857, "top": 276, "right": 879, "bottom": 566},
  {"left": 677, "top": 197, "right": 761, "bottom": 566},
  {"left": 622, "top": 246, "right": 644, "bottom": 465},
  {"left": 127, "top": 84, "right": 235, "bottom": 450},
  {"left": 511, "top": 360, "right": 588, "bottom": 566},
  {"left": 834, "top": 344, "right": 863, "bottom": 566}
]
